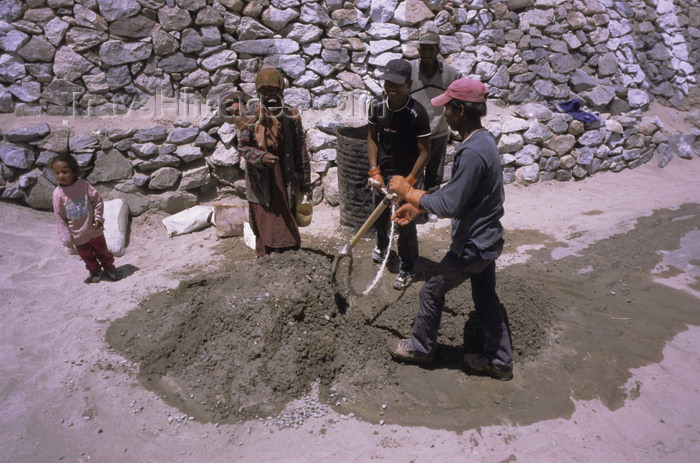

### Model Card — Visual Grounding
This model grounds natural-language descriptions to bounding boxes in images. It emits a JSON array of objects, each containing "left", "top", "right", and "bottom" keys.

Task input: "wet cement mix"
[{"left": 107, "top": 203, "right": 700, "bottom": 431}]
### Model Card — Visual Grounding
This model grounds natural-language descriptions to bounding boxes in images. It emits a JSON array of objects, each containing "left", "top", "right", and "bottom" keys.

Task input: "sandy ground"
[{"left": 1, "top": 154, "right": 699, "bottom": 462}]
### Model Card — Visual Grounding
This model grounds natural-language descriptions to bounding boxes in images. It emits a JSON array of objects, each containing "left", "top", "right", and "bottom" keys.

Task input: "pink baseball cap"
[{"left": 431, "top": 78, "right": 489, "bottom": 106}]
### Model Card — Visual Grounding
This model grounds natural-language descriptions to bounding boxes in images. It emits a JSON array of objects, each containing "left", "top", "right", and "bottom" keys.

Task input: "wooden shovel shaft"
[{"left": 349, "top": 193, "right": 397, "bottom": 249}]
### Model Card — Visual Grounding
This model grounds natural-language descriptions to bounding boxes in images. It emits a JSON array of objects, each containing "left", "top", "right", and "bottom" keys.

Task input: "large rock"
[
  {"left": 514, "top": 163, "right": 540, "bottom": 184},
  {"left": 370, "top": 0, "right": 397, "bottom": 22},
  {"left": 179, "top": 165, "right": 211, "bottom": 190},
  {"left": 53, "top": 46, "right": 94, "bottom": 82},
  {"left": 157, "top": 6, "right": 192, "bottom": 31},
  {"left": 87, "top": 149, "right": 134, "bottom": 183},
  {"left": 543, "top": 134, "right": 576, "bottom": 156},
  {"left": 0, "top": 0, "right": 23, "bottom": 22},
  {"left": 299, "top": 4, "right": 332, "bottom": 27},
  {"left": 17, "top": 36, "right": 55, "bottom": 62},
  {"left": 148, "top": 167, "right": 181, "bottom": 189},
  {"left": 4, "top": 123, "right": 50, "bottom": 143},
  {"left": 110, "top": 15, "right": 157, "bottom": 38},
  {"left": 74, "top": 4, "right": 109, "bottom": 31},
  {"left": 65, "top": 27, "right": 109, "bottom": 52},
  {"left": 24, "top": 175, "right": 55, "bottom": 210},
  {"left": 99, "top": 40, "right": 152, "bottom": 66},
  {"left": 393, "top": 0, "right": 433, "bottom": 26},
  {"left": 231, "top": 38, "right": 299, "bottom": 55},
  {"left": 285, "top": 23, "right": 322, "bottom": 43},
  {"left": 262, "top": 6, "right": 299, "bottom": 31},
  {"left": 97, "top": 0, "right": 141, "bottom": 22},
  {"left": 175, "top": 145, "right": 203, "bottom": 163},
  {"left": 263, "top": 54, "right": 305, "bottom": 78},
  {"left": 201, "top": 50, "right": 237, "bottom": 71},
  {"left": 0, "top": 144, "right": 35, "bottom": 169},
  {"left": 166, "top": 127, "right": 199, "bottom": 144},
  {"left": 158, "top": 52, "right": 197, "bottom": 73},
  {"left": 0, "top": 29, "right": 29, "bottom": 53},
  {"left": 0, "top": 54, "right": 26, "bottom": 82},
  {"left": 9, "top": 81, "right": 41, "bottom": 103},
  {"left": 134, "top": 126, "right": 168, "bottom": 143},
  {"left": 43, "top": 17, "right": 70, "bottom": 47},
  {"left": 322, "top": 166, "right": 339, "bottom": 206},
  {"left": 43, "top": 79, "right": 84, "bottom": 106},
  {"left": 37, "top": 129, "right": 69, "bottom": 153}
]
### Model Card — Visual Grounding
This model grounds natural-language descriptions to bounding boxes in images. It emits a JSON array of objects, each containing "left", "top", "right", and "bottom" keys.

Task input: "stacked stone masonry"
[{"left": 1, "top": 0, "right": 699, "bottom": 214}]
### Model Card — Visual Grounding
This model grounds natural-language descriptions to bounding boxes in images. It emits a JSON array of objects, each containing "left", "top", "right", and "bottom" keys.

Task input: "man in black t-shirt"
[{"left": 367, "top": 59, "right": 431, "bottom": 290}]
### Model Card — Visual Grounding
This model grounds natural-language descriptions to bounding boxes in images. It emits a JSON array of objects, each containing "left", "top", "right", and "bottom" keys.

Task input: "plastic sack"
[
  {"left": 295, "top": 193, "right": 312, "bottom": 227},
  {"left": 213, "top": 204, "right": 247, "bottom": 238},
  {"left": 103, "top": 199, "right": 129, "bottom": 257},
  {"left": 243, "top": 221, "right": 256, "bottom": 250},
  {"left": 162, "top": 205, "right": 213, "bottom": 237}
]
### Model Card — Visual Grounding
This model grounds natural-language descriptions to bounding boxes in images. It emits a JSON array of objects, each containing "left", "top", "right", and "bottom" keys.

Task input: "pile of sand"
[{"left": 107, "top": 248, "right": 555, "bottom": 423}]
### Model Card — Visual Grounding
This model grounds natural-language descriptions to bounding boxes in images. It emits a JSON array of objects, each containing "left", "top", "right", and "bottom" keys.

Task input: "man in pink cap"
[{"left": 386, "top": 78, "right": 514, "bottom": 381}]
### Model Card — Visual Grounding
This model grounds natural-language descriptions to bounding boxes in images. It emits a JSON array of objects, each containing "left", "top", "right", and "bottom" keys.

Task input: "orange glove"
[
  {"left": 392, "top": 203, "right": 422, "bottom": 226},
  {"left": 406, "top": 173, "right": 418, "bottom": 186},
  {"left": 368, "top": 166, "right": 385, "bottom": 191},
  {"left": 389, "top": 176, "right": 426, "bottom": 210}
]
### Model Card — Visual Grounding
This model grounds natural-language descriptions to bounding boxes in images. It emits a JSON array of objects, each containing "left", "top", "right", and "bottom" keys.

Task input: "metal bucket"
[{"left": 335, "top": 124, "right": 373, "bottom": 232}]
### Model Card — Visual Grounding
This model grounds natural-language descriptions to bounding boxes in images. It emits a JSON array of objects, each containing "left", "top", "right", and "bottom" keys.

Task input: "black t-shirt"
[{"left": 367, "top": 96, "right": 431, "bottom": 177}]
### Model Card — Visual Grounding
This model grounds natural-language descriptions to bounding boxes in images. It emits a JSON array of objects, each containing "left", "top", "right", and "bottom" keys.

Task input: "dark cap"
[
  {"left": 418, "top": 31, "right": 440, "bottom": 45},
  {"left": 380, "top": 59, "right": 412, "bottom": 84}
]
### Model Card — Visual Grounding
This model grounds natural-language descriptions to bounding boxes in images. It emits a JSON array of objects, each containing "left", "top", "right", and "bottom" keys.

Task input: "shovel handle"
[{"left": 349, "top": 193, "right": 397, "bottom": 249}]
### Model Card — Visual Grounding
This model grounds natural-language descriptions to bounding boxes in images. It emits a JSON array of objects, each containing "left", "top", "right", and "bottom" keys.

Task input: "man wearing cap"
[
  {"left": 367, "top": 58, "right": 431, "bottom": 290},
  {"left": 409, "top": 31, "right": 462, "bottom": 223},
  {"left": 386, "top": 78, "right": 514, "bottom": 381}
]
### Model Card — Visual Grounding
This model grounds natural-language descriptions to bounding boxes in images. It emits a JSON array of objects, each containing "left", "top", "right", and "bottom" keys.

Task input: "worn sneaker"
[
  {"left": 102, "top": 267, "right": 121, "bottom": 281},
  {"left": 84, "top": 270, "right": 101, "bottom": 284},
  {"left": 371, "top": 247, "right": 386, "bottom": 264},
  {"left": 392, "top": 270, "right": 413, "bottom": 290},
  {"left": 463, "top": 353, "right": 513, "bottom": 381},
  {"left": 387, "top": 338, "right": 434, "bottom": 364},
  {"left": 427, "top": 213, "right": 438, "bottom": 223}
]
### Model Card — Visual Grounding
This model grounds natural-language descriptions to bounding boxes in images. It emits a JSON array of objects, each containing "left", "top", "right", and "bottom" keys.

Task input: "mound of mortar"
[{"left": 107, "top": 250, "right": 554, "bottom": 422}]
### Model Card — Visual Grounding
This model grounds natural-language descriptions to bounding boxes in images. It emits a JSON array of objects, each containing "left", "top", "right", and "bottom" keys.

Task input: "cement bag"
[
  {"left": 213, "top": 204, "right": 247, "bottom": 238},
  {"left": 162, "top": 205, "right": 213, "bottom": 237},
  {"left": 243, "top": 221, "right": 256, "bottom": 250},
  {"left": 103, "top": 198, "right": 129, "bottom": 257}
]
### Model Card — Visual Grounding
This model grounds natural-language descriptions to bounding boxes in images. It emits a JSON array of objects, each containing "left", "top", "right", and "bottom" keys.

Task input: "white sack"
[
  {"left": 103, "top": 199, "right": 129, "bottom": 257},
  {"left": 243, "top": 221, "right": 256, "bottom": 250},
  {"left": 162, "top": 205, "right": 214, "bottom": 237}
]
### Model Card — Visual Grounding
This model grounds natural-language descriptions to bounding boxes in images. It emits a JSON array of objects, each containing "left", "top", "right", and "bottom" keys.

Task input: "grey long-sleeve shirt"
[{"left": 419, "top": 129, "right": 505, "bottom": 254}]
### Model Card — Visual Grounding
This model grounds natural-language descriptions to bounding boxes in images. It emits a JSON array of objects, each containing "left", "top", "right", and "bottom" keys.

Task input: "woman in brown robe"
[{"left": 236, "top": 68, "right": 312, "bottom": 257}]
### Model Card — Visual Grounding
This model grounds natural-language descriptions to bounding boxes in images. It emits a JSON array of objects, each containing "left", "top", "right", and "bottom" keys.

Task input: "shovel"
[{"left": 331, "top": 180, "right": 397, "bottom": 318}]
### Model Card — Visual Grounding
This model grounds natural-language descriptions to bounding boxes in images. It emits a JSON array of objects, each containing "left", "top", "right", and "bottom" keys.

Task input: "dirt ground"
[{"left": 1, "top": 149, "right": 699, "bottom": 462}]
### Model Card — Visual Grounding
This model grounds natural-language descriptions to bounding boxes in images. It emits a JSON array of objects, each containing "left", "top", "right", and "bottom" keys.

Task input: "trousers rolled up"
[
  {"left": 409, "top": 248, "right": 512, "bottom": 368},
  {"left": 373, "top": 188, "right": 418, "bottom": 273}
]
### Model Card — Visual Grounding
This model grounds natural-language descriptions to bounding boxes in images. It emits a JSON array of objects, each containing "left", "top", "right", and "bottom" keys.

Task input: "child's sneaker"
[
  {"left": 102, "top": 267, "right": 121, "bottom": 281},
  {"left": 84, "top": 270, "right": 101, "bottom": 284}
]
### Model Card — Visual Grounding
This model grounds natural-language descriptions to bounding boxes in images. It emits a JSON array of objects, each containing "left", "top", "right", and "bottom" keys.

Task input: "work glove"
[
  {"left": 368, "top": 166, "right": 385, "bottom": 191},
  {"left": 392, "top": 203, "right": 422, "bottom": 226},
  {"left": 389, "top": 175, "right": 426, "bottom": 210}
]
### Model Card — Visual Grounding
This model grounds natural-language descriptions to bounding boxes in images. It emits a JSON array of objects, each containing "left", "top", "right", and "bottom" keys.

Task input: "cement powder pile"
[{"left": 107, "top": 250, "right": 555, "bottom": 423}]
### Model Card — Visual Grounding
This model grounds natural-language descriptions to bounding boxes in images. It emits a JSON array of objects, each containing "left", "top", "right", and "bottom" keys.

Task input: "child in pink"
[{"left": 50, "top": 153, "right": 120, "bottom": 284}]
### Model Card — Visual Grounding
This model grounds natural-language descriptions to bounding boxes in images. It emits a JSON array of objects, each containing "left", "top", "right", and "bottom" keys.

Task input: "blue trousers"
[{"left": 409, "top": 242, "right": 512, "bottom": 368}]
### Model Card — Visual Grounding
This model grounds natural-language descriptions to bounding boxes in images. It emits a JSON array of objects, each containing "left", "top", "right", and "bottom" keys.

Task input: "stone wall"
[{"left": 1, "top": 0, "right": 699, "bottom": 215}]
